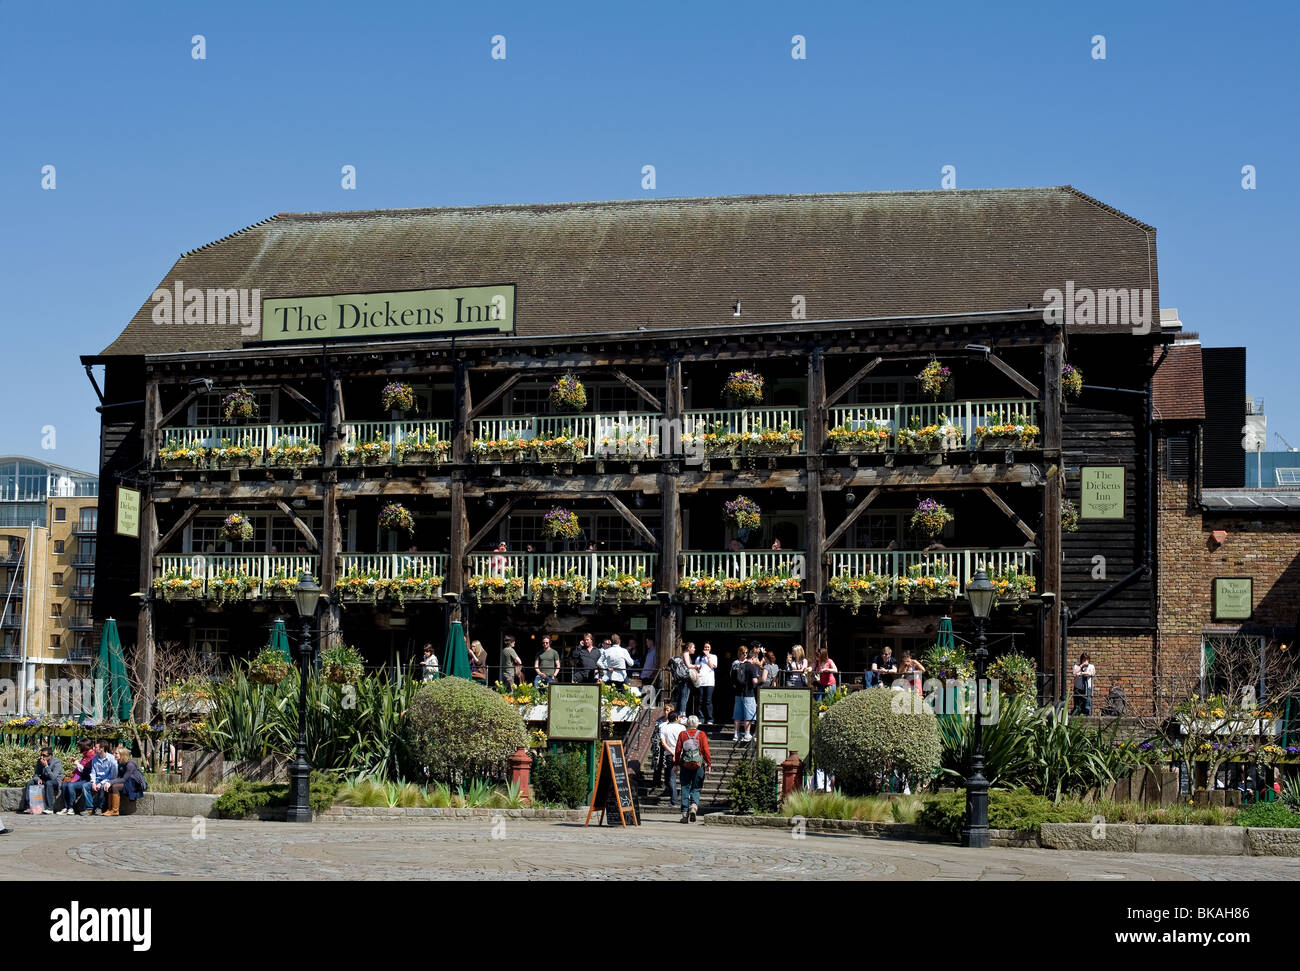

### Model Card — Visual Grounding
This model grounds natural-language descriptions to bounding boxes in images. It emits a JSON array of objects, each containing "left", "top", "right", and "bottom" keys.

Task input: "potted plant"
[
  {"left": 974, "top": 413, "right": 1040, "bottom": 449},
  {"left": 321, "top": 644, "right": 364, "bottom": 684},
  {"left": 922, "top": 643, "right": 974, "bottom": 681},
  {"left": 152, "top": 567, "right": 205, "bottom": 601},
  {"left": 529, "top": 568, "right": 590, "bottom": 608},
  {"left": 209, "top": 567, "right": 257, "bottom": 604},
  {"left": 740, "top": 422, "right": 804, "bottom": 456},
  {"left": 826, "top": 571, "right": 893, "bottom": 615},
  {"left": 723, "top": 370, "right": 764, "bottom": 405},
  {"left": 467, "top": 570, "right": 526, "bottom": 606},
  {"left": 677, "top": 572, "right": 755, "bottom": 605},
  {"left": 378, "top": 503, "right": 416, "bottom": 536},
  {"left": 895, "top": 415, "right": 963, "bottom": 452},
  {"left": 159, "top": 439, "right": 208, "bottom": 469},
  {"left": 987, "top": 565, "right": 1037, "bottom": 608},
  {"left": 594, "top": 566, "right": 654, "bottom": 604},
  {"left": 266, "top": 437, "right": 322, "bottom": 467},
  {"left": 549, "top": 373, "right": 588, "bottom": 412},
  {"left": 470, "top": 436, "right": 530, "bottom": 463},
  {"left": 916, "top": 359, "right": 951, "bottom": 399},
  {"left": 221, "top": 513, "right": 255, "bottom": 543},
  {"left": 221, "top": 387, "right": 259, "bottom": 422},
  {"left": 382, "top": 382, "right": 415, "bottom": 413},
  {"left": 722, "top": 495, "right": 761, "bottom": 532},
  {"left": 248, "top": 647, "right": 293, "bottom": 684},
  {"left": 541, "top": 508, "right": 582, "bottom": 541},
  {"left": 384, "top": 568, "right": 444, "bottom": 605},
  {"left": 750, "top": 570, "right": 803, "bottom": 603},
  {"left": 341, "top": 433, "right": 393, "bottom": 465},
  {"left": 395, "top": 431, "right": 449, "bottom": 464},
  {"left": 533, "top": 431, "right": 588, "bottom": 464},
  {"left": 1062, "top": 364, "right": 1084, "bottom": 398},
  {"left": 1062, "top": 498, "right": 1080, "bottom": 532},
  {"left": 988, "top": 652, "right": 1037, "bottom": 696},
  {"left": 896, "top": 563, "right": 960, "bottom": 604},
  {"left": 335, "top": 566, "right": 384, "bottom": 603},
  {"left": 910, "top": 498, "right": 953, "bottom": 538},
  {"left": 264, "top": 568, "right": 310, "bottom": 599},
  {"left": 209, "top": 437, "right": 260, "bottom": 469},
  {"left": 826, "top": 421, "right": 891, "bottom": 453}
]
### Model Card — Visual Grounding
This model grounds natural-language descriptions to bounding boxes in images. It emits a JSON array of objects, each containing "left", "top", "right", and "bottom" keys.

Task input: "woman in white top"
[
  {"left": 1071, "top": 652, "right": 1096, "bottom": 715},
  {"left": 695, "top": 642, "right": 718, "bottom": 725},
  {"left": 785, "top": 644, "right": 808, "bottom": 687}
]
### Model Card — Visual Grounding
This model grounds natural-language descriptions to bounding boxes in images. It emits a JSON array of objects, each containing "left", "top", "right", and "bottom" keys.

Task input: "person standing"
[
  {"left": 419, "top": 643, "right": 440, "bottom": 682},
  {"left": 499, "top": 634, "right": 523, "bottom": 688},
  {"left": 668, "top": 643, "right": 693, "bottom": 716},
  {"left": 785, "top": 645, "right": 808, "bottom": 687},
  {"left": 660, "top": 711, "right": 687, "bottom": 804},
  {"left": 683, "top": 642, "right": 701, "bottom": 715},
  {"left": 602, "top": 637, "right": 635, "bottom": 688},
  {"left": 640, "top": 637, "right": 659, "bottom": 682},
  {"left": 674, "top": 715, "right": 712, "bottom": 823},
  {"left": 468, "top": 639, "right": 489, "bottom": 684},
  {"left": 812, "top": 647, "right": 838, "bottom": 702},
  {"left": 762, "top": 650, "right": 780, "bottom": 691},
  {"left": 533, "top": 634, "right": 560, "bottom": 687},
  {"left": 695, "top": 642, "right": 718, "bottom": 725},
  {"left": 575, "top": 633, "right": 602, "bottom": 684},
  {"left": 731, "top": 645, "right": 761, "bottom": 742},
  {"left": 1072, "top": 653, "right": 1096, "bottom": 715}
]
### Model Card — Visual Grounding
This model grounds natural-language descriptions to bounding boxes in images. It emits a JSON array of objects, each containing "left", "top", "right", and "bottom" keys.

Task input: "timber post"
[
  {"left": 804, "top": 347, "right": 827, "bottom": 657},
  {"left": 1042, "top": 335, "right": 1064, "bottom": 700}
]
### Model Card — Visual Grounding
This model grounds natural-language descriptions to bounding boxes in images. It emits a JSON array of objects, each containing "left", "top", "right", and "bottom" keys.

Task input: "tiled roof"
[
  {"left": 95, "top": 186, "right": 1159, "bottom": 357},
  {"left": 1152, "top": 343, "right": 1205, "bottom": 421}
]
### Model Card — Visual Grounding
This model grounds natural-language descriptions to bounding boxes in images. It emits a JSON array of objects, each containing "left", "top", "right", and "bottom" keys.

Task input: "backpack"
[
  {"left": 669, "top": 655, "right": 690, "bottom": 684},
  {"left": 731, "top": 660, "right": 748, "bottom": 692},
  {"left": 679, "top": 730, "right": 704, "bottom": 769}
]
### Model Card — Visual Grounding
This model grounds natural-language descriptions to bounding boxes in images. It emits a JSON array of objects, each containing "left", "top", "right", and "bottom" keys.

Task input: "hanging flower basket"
[
  {"left": 989, "top": 566, "right": 1037, "bottom": 609},
  {"left": 723, "top": 370, "right": 764, "bottom": 405},
  {"left": 1062, "top": 498, "right": 1080, "bottom": 532},
  {"left": 221, "top": 513, "right": 255, "bottom": 543},
  {"left": 911, "top": 498, "right": 953, "bottom": 537},
  {"left": 723, "top": 496, "right": 761, "bottom": 531},
  {"left": 988, "top": 652, "right": 1037, "bottom": 696},
  {"left": 248, "top": 647, "right": 293, "bottom": 684},
  {"left": 826, "top": 572, "right": 893, "bottom": 615},
  {"left": 320, "top": 645, "right": 364, "bottom": 684},
  {"left": 221, "top": 387, "right": 259, "bottom": 422},
  {"left": 378, "top": 503, "right": 416, "bottom": 535},
  {"left": 382, "top": 382, "right": 415, "bottom": 413},
  {"left": 1062, "top": 364, "right": 1084, "bottom": 399},
  {"left": 916, "top": 360, "right": 951, "bottom": 399},
  {"left": 549, "top": 373, "right": 588, "bottom": 412},
  {"left": 541, "top": 507, "right": 582, "bottom": 541}
]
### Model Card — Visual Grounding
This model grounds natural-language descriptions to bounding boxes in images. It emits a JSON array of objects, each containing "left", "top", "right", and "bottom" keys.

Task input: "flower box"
[
  {"left": 160, "top": 451, "right": 207, "bottom": 470},
  {"left": 266, "top": 441, "right": 322, "bottom": 467},
  {"left": 826, "top": 572, "right": 893, "bottom": 615},
  {"left": 471, "top": 440, "right": 529, "bottom": 463},
  {"left": 594, "top": 568, "right": 654, "bottom": 605},
  {"left": 341, "top": 439, "right": 393, "bottom": 465},
  {"left": 468, "top": 573, "right": 526, "bottom": 605}
]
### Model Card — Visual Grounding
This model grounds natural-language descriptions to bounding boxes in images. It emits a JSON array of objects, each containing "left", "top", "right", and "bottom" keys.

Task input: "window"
[
  {"left": 851, "top": 512, "right": 907, "bottom": 549},
  {"left": 190, "top": 514, "right": 268, "bottom": 553},
  {"left": 78, "top": 509, "right": 98, "bottom": 531},
  {"left": 192, "top": 627, "right": 230, "bottom": 656},
  {"left": 54, "top": 507, "right": 66, "bottom": 522},
  {"left": 76, "top": 569, "right": 95, "bottom": 591},
  {"left": 50, "top": 634, "right": 61, "bottom": 649},
  {"left": 193, "top": 389, "right": 275, "bottom": 425},
  {"left": 50, "top": 603, "right": 62, "bottom": 618},
  {"left": 51, "top": 572, "right": 63, "bottom": 587},
  {"left": 505, "top": 512, "right": 660, "bottom": 551},
  {"left": 849, "top": 378, "right": 925, "bottom": 406},
  {"left": 53, "top": 540, "right": 64, "bottom": 554},
  {"left": 270, "top": 515, "right": 321, "bottom": 554},
  {"left": 1166, "top": 435, "right": 1191, "bottom": 480}
]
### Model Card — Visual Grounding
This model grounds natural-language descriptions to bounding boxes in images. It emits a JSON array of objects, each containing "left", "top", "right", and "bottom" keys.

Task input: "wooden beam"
[
  {"left": 987, "top": 353, "right": 1040, "bottom": 399},
  {"left": 138, "top": 494, "right": 159, "bottom": 720},
  {"left": 156, "top": 504, "right": 201, "bottom": 552},
  {"left": 605, "top": 494, "right": 658, "bottom": 550},
  {"left": 821, "top": 464, "right": 1039, "bottom": 489},
  {"left": 468, "top": 372, "right": 522, "bottom": 420},
  {"left": 467, "top": 497, "right": 516, "bottom": 551},
  {"left": 280, "top": 383, "right": 323, "bottom": 420},
  {"left": 980, "top": 486, "right": 1037, "bottom": 543},
  {"left": 825, "top": 487, "right": 881, "bottom": 550},
  {"left": 825, "top": 356, "right": 883, "bottom": 409},
  {"left": 608, "top": 369, "right": 662, "bottom": 412},
  {"left": 158, "top": 389, "right": 200, "bottom": 429},
  {"left": 274, "top": 499, "right": 321, "bottom": 551},
  {"left": 805, "top": 348, "right": 827, "bottom": 658},
  {"left": 1042, "top": 336, "right": 1064, "bottom": 699}
]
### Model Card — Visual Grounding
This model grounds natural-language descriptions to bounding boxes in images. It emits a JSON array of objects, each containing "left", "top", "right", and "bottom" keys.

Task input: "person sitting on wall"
[
  {"left": 25, "top": 747, "right": 63, "bottom": 814},
  {"left": 869, "top": 645, "right": 899, "bottom": 688},
  {"left": 87, "top": 741, "right": 119, "bottom": 816},
  {"left": 60, "top": 740, "right": 94, "bottom": 815},
  {"left": 105, "top": 746, "right": 147, "bottom": 816}
]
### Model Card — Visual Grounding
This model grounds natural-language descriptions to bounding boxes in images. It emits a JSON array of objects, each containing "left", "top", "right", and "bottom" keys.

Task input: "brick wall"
[{"left": 1067, "top": 633, "right": 1156, "bottom": 715}]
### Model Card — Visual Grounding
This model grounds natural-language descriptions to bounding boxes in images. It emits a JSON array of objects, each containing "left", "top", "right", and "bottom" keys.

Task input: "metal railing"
[
  {"left": 829, "top": 398, "right": 1038, "bottom": 447},
  {"left": 160, "top": 423, "right": 324, "bottom": 465},
  {"left": 826, "top": 548, "right": 1038, "bottom": 594},
  {"left": 340, "top": 420, "right": 453, "bottom": 463},
  {"left": 466, "top": 551, "right": 658, "bottom": 602},
  {"left": 680, "top": 550, "right": 807, "bottom": 579},
  {"left": 153, "top": 554, "right": 320, "bottom": 599},
  {"left": 69, "top": 585, "right": 95, "bottom": 599},
  {"left": 339, "top": 552, "right": 449, "bottom": 579}
]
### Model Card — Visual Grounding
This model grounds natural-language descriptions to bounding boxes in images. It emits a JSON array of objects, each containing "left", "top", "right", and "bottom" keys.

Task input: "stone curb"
[
  {"left": 317, "top": 807, "right": 587, "bottom": 822},
  {"left": 2, "top": 787, "right": 220, "bottom": 818}
]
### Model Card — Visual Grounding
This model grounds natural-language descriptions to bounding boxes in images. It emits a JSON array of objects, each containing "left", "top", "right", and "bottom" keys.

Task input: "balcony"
[
  {"left": 340, "top": 420, "right": 452, "bottom": 466},
  {"left": 67, "top": 646, "right": 95, "bottom": 663},
  {"left": 827, "top": 399, "right": 1038, "bottom": 454},
  {"left": 153, "top": 554, "right": 320, "bottom": 603},
  {"left": 826, "top": 548, "right": 1039, "bottom": 608},
  {"left": 69, "top": 585, "right": 95, "bottom": 600},
  {"left": 679, "top": 551, "right": 808, "bottom": 604},
  {"left": 0, "top": 646, "right": 20, "bottom": 661},
  {"left": 67, "top": 616, "right": 95, "bottom": 632},
  {"left": 0, "top": 552, "right": 22, "bottom": 567},
  {"left": 466, "top": 551, "right": 658, "bottom": 605},
  {"left": 337, "top": 552, "right": 449, "bottom": 601},
  {"left": 471, "top": 414, "right": 657, "bottom": 462},
  {"left": 72, "top": 522, "right": 98, "bottom": 537},
  {"left": 159, "top": 423, "right": 324, "bottom": 469},
  {"left": 71, "top": 550, "right": 96, "bottom": 567},
  {"left": 682, "top": 407, "right": 807, "bottom": 458},
  {"left": 0, "top": 613, "right": 20, "bottom": 629}
]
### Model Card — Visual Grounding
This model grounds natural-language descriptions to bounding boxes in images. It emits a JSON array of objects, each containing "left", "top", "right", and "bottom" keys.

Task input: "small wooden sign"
[
  {"left": 585, "top": 740, "right": 638, "bottom": 828},
  {"left": 1213, "top": 577, "right": 1253, "bottom": 621}
]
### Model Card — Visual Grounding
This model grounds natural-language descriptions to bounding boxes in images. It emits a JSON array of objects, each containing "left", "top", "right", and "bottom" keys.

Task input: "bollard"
[
  {"left": 509, "top": 747, "right": 533, "bottom": 806},
  {"left": 780, "top": 751, "right": 802, "bottom": 801}
]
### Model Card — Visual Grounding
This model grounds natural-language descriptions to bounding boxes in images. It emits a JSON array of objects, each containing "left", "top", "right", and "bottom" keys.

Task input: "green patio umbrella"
[
  {"left": 93, "top": 618, "right": 134, "bottom": 724},
  {"left": 268, "top": 618, "right": 292, "bottom": 662},
  {"left": 443, "top": 620, "right": 471, "bottom": 680},
  {"left": 935, "top": 616, "right": 962, "bottom": 724}
]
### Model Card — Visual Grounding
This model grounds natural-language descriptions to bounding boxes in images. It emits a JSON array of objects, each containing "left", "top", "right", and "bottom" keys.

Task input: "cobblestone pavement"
[{"left": 4, "top": 814, "right": 1300, "bottom": 880}]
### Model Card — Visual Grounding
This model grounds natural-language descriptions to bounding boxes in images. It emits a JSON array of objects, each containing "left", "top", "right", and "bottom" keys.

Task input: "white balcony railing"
[
  {"left": 339, "top": 552, "right": 449, "bottom": 579},
  {"left": 828, "top": 399, "right": 1037, "bottom": 445},
  {"left": 680, "top": 551, "right": 807, "bottom": 579},
  {"left": 466, "top": 551, "right": 658, "bottom": 602},
  {"left": 472, "top": 415, "right": 598, "bottom": 457},
  {"left": 340, "top": 420, "right": 452, "bottom": 463},
  {"left": 153, "top": 554, "right": 320, "bottom": 598},
  {"left": 827, "top": 548, "right": 1038, "bottom": 594},
  {"left": 159, "top": 423, "right": 323, "bottom": 466}
]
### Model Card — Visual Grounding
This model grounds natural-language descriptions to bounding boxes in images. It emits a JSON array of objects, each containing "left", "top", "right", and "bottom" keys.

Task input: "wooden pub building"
[{"left": 82, "top": 188, "right": 1166, "bottom": 715}]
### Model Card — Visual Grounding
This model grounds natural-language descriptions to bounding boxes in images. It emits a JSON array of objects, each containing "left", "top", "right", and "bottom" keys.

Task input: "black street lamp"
[
  {"left": 963, "top": 569, "right": 996, "bottom": 849},
  {"left": 286, "top": 574, "right": 324, "bottom": 823}
]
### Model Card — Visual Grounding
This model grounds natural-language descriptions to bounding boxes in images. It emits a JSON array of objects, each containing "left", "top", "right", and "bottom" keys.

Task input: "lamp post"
[
  {"left": 962, "top": 569, "right": 996, "bottom": 849},
  {"left": 286, "top": 574, "right": 324, "bottom": 823}
]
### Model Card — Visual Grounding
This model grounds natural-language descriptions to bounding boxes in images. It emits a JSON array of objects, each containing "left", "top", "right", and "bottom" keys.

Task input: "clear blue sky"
[{"left": 2, "top": 0, "right": 1297, "bottom": 472}]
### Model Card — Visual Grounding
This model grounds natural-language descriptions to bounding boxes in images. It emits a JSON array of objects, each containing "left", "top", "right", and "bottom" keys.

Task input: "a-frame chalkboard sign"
[{"left": 584, "top": 740, "right": 638, "bottom": 827}]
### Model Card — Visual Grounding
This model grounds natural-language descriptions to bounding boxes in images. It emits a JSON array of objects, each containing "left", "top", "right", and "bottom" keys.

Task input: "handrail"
[
  {"left": 827, "top": 547, "right": 1038, "bottom": 594},
  {"left": 465, "top": 551, "right": 658, "bottom": 602},
  {"left": 679, "top": 550, "right": 807, "bottom": 579},
  {"left": 828, "top": 398, "right": 1038, "bottom": 447}
]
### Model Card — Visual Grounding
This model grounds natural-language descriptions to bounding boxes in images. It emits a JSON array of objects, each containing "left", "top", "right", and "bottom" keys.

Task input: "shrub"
[
  {"left": 812, "top": 687, "right": 942, "bottom": 796},
  {"left": 987, "top": 652, "right": 1037, "bottom": 697},
  {"left": 729, "top": 757, "right": 780, "bottom": 815},
  {"left": 212, "top": 771, "right": 340, "bottom": 818},
  {"left": 781, "top": 790, "right": 924, "bottom": 823},
  {"left": 0, "top": 745, "right": 37, "bottom": 788},
  {"left": 531, "top": 747, "right": 590, "bottom": 808},
  {"left": 919, "top": 788, "right": 1085, "bottom": 838},
  {"left": 402, "top": 678, "right": 527, "bottom": 785},
  {"left": 1235, "top": 800, "right": 1300, "bottom": 829}
]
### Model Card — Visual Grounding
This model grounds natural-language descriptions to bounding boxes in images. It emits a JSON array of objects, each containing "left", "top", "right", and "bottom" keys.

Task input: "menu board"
[
  {"left": 585, "top": 741, "right": 638, "bottom": 827},
  {"left": 547, "top": 683, "right": 600, "bottom": 741},
  {"left": 756, "top": 687, "right": 812, "bottom": 763}
]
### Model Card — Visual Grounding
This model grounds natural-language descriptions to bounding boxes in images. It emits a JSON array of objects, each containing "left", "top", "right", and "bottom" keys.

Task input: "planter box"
[
  {"left": 828, "top": 440, "right": 888, "bottom": 454},
  {"left": 475, "top": 450, "right": 523, "bottom": 464},
  {"left": 977, "top": 435, "right": 1037, "bottom": 450},
  {"left": 396, "top": 449, "right": 447, "bottom": 464},
  {"left": 160, "top": 457, "right": 205, "bottom": 470}
]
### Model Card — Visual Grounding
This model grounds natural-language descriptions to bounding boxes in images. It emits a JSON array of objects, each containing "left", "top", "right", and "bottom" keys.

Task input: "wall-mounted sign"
[
  {"left": 1213, "top": 577, "right": 1253, "bottom": 621},
  {"left": 546, "top": 683, "right": 600, "bottom": 741},
  {"left": 260, "top": 284, "right": 515, "bottom": 343},
  {"left": 684, "top": 615, "right": 803, "bottom": 633},
  {"left": 1079, "top": 466, "right": 1125, "bottom": 519},
  {"left": 629, "top": 616, "right": 648, "bottom": 631},
  {"left": 757, "top": 687, "right": 812, "bottom": 763},
  {"left": 115, "top": 487, "right": 140, "bottom": 539}
]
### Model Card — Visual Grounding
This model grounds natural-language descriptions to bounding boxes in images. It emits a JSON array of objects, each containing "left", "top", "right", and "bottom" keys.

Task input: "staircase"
[{"left": 635, "top": 725, "right": 755, "bottom": 815}]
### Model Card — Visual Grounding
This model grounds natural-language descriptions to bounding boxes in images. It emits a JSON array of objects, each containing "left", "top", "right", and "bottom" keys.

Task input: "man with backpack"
[
  {"left": 674, "top": 715, "right": 712, "bottom": 823},
  {"left": 731, "top": 644, "right": 760, "bottom": 742}
]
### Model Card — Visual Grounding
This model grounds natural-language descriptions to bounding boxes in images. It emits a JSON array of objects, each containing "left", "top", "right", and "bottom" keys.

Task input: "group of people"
[
  {"left": 18, "top": 739, "right": 148, "bottom": 818},
  {"left": 420, "top": 632, "right": 660, "bottom": 689},
  {"left": 653, "top": 709, "right": 712, "bottom": 823}
]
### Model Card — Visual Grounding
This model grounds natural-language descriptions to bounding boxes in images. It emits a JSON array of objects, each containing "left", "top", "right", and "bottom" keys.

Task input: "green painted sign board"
[
  {"left": 546, "top": 683, "right": 600, "bottom": 741},
  {"left": 1213, "top": 577, "right": 1253, "bottom": 620},
  {"left": 684, "top": 615, "right": 803, "bottom": 633},
  {"left": 756, "top": 687, "right": 813, "bottom": 763},
  {"left": 1080, "top": 466, "right": 1125, "bottom": 519},
  {"left": 261, "top": 284, "right": 515, "bottom": 343}
]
